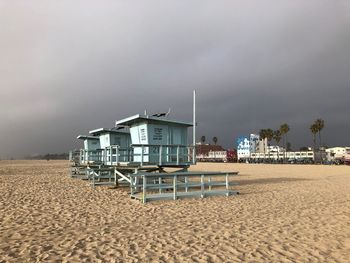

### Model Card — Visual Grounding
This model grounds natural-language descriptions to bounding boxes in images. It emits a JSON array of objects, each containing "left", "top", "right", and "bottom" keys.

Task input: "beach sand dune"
[{"left": 0, "top": 160, "right": 349, "bottom": 262}]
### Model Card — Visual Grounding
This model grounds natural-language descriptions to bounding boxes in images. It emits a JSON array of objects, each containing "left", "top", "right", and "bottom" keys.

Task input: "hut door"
[{"left": 172, "top": 128, "right": 183, "bottom": 163}]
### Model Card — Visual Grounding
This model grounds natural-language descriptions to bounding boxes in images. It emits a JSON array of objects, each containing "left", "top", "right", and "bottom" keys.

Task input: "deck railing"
[
  {"left": 79, "top": 149, "right": 104, "bottom": 164},
  {"left": 101, "top": 144, "right": 195, "bottom": 166},
  {"left": 129, "top": 171, "right": 239, "bottom": 203},
  {"left": 77, "top": 144, "right": 195, "bottom": 166},
  {"left": 129, "top": 144, "right": 194, "bottom": 166}
]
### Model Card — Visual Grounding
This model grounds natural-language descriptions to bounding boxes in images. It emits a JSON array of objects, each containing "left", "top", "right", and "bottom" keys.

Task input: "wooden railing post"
[
  {"left": 176, "top": 146, "right": 180, "bottom": 165},
  {"left": 116, "top": 146, "right": 119, "bottom": 165},
  {"left": 225, "top": 173, "right": 229, "bottom": 196},
  {"left": 159, "top": 177, "right": 162, "bottom": 194},
  {"left": 201, "top": 174, "right": 204, "bottom": 198},
  {"left": 173, "top": 175, "right": 177, "bottom": 200},
  {"left": 142, "top": 175, "right": 147, "bottom": 203},
  {"left": 185, "top": 176, "right": 188, "bottom": 192}
]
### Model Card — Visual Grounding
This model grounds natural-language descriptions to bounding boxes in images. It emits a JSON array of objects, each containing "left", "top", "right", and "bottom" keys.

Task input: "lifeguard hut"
[
  {"left": 89, "top": 128, "right": 131, "bottom": 165},
  {"left": 76, "top": 135, "right": 100, "bottom": 164},
  {"left": 115, "top": 114, "right": 193, "bottom": 167},
  {"left": 68, "top": 135, "right": 101, "bottom": 178},
  {"left": 89, "top": 128, "right": 131, "bottom": 149}
]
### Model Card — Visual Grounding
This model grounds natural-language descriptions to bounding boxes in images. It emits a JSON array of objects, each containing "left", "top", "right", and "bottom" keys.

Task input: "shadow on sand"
[{"left": 236, "top": 177, "right": 312, "bottom": 186}]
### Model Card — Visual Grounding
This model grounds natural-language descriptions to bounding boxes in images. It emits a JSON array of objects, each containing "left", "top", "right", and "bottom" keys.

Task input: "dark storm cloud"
[{"left": 1, "top": 0, "right": 350, "bottom": 158}]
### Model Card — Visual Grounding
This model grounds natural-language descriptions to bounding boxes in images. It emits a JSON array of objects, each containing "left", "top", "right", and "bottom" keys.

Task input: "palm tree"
[
  {"left": 310, "top": 123, "right": 318, "bottom": 152},
  {"left": 213, "top": 136, "right": 218, "bottom": 145},
  {"left": 265, "top": 129, "right": 274, "bottom": 160},
  {"left": 315, "top": 119, "right": 325, "bottom": 149},
  {"left": 259, "top": 129, "right": 267, "bottom": 161},
  {"left": 273, "top": 130, "right": 282, "bottom": 161},
  {"left": 200, "top": 135, "right": 206, "bottom": 144},
  {"left": 280, "top": 123, "right": 290, "bottom": 162}
]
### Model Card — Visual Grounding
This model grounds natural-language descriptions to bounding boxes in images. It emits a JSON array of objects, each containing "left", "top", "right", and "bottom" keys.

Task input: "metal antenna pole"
[{"left": 193, "top": 90, "right": 196, "bottom": 164}]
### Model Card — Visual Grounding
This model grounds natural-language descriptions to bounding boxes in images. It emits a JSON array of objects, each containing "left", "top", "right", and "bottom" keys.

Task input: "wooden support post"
[
  {"left": 173, "top": 175, "right": 177, "bottom": 200},
  {"left": 92, "top": 170, "right": 95, "bottom": 188},
  {"left": 159, "top": 177, "right": 162, "bottom": 194},
  {"left": 130, "top": 176, "right": 134, "bottom": 196},
  {"left": 208, "top": 177, "right": 212, "bottom": 191},
  {"left": 114, "top": 168, "right": 118, "bottom": 187},
  {"left": 97, "top": 165, "right": 100, "bottom": 182},
  {"left": 142, "top": 175, "right": 146, "bottom": 203},
  {"left": 225, "top": 173, "right": 229, "bottom": 196},
  {"left": 201, "top": 174, "right": 204, "bottom": 198},
  {"left": 185, "top": 176, "right": 188, "bottom": 192},
  {"left": 134, "top": 168, "right": 138, "bottom": 192}
]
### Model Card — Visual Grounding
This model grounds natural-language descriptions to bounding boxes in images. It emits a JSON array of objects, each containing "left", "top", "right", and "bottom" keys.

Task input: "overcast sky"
[{"left": 1, "top": 1, "right": 350, "bottom": 158}]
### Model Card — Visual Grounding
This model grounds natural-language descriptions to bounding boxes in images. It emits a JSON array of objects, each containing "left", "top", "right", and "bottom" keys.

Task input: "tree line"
[
  {"left": 259, "top": 123, "right": 290, "bottom": 160},
  {"left": 198, "top": 118, "right": 325, "bottom": 155},
  {"left": 200, "top": 136, "right": 218, "bottom": 145},
  {"left": 259, "top": 118, "right": 325, "bottom": 158}
]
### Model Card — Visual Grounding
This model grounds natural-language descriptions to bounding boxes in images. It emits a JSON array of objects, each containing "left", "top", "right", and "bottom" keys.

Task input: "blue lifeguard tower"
[
  {"left": 115, "top": 114, "right": 193, "bottom": 166},
  {"left": 69, "top": 91, "right": 239, "bottom": 202}
]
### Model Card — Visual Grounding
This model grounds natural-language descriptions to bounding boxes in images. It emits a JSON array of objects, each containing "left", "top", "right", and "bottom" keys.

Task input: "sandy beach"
[{"left": 0, "top": 160, "right": 349, "bottom": 262}]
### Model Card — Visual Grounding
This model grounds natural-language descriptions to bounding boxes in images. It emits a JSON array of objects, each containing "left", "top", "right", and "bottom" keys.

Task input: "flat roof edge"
[
  {"left": 116, "top": 114, "right": 193, "bottom": 127},
  {"left": 89, "top": 128, "right": 130, "bottom": 135},
  {"left": 77, "top": 135, "right": 99, "bottom": 140}
]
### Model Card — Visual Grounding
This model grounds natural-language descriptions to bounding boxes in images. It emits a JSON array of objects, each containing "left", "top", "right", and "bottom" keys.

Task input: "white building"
[
  {"left": 326, "top": 147, "right": 350, "bottom": 161},
  {"left": 267, "top": 145, "right": 284, "bottom": 153},
  {"left": 237, "top": 133, "right": 315, "bottom": 162},
  {"left": 250, "top": 151, "right": 314, "bottom": 161},
  {"left": 237, "top": 136, "right": 250, "bottom": 160},
  {"left": 237, "top": 134, "right": 268, "bottom": 160}
]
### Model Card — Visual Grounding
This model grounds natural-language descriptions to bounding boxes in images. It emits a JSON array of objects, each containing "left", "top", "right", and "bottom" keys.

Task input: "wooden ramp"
[{"left": 130, "top": 171, "right": 239, "bottom": 203}]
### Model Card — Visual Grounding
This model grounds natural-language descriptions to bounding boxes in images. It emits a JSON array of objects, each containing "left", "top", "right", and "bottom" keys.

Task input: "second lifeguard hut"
[{"left": 89, "top": 127, "right": 131, "bottom": 164}]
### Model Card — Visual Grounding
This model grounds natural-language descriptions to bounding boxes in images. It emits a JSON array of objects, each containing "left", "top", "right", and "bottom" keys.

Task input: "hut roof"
[
  {"left": 77, "top": 135, "right": 99, "bottom": 140},
  {"left": 115, "top": 114, "right": 193, "bottom": 127},
  {"left": 89, "top": 128, "right": 130, "bottom": 136}
]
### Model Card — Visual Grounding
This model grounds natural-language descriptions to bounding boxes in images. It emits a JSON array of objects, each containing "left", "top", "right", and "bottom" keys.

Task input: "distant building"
[
  {"left": 250, "top": 134, "right": 260, "bottom": 153},
  {"left": 267, "top": 145, "right": 284, "bottom": 153},
  {"left": 196, "top": 144, "right": 225, "bottom": 155},
  {"left": 326, "top": 147, "right": 350, "bottom": 162},
  {"left": 196, "top": 144, "right": 226, "bottom": 161},
  {"left": 237, "top": 134, "right": 268, "bottom": 160},
  {"left": 236, "top": 133, "right": 314, "bottom": 162},
  {"left": 237, "top": 136, "right": 250, "bottom": 160}
]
